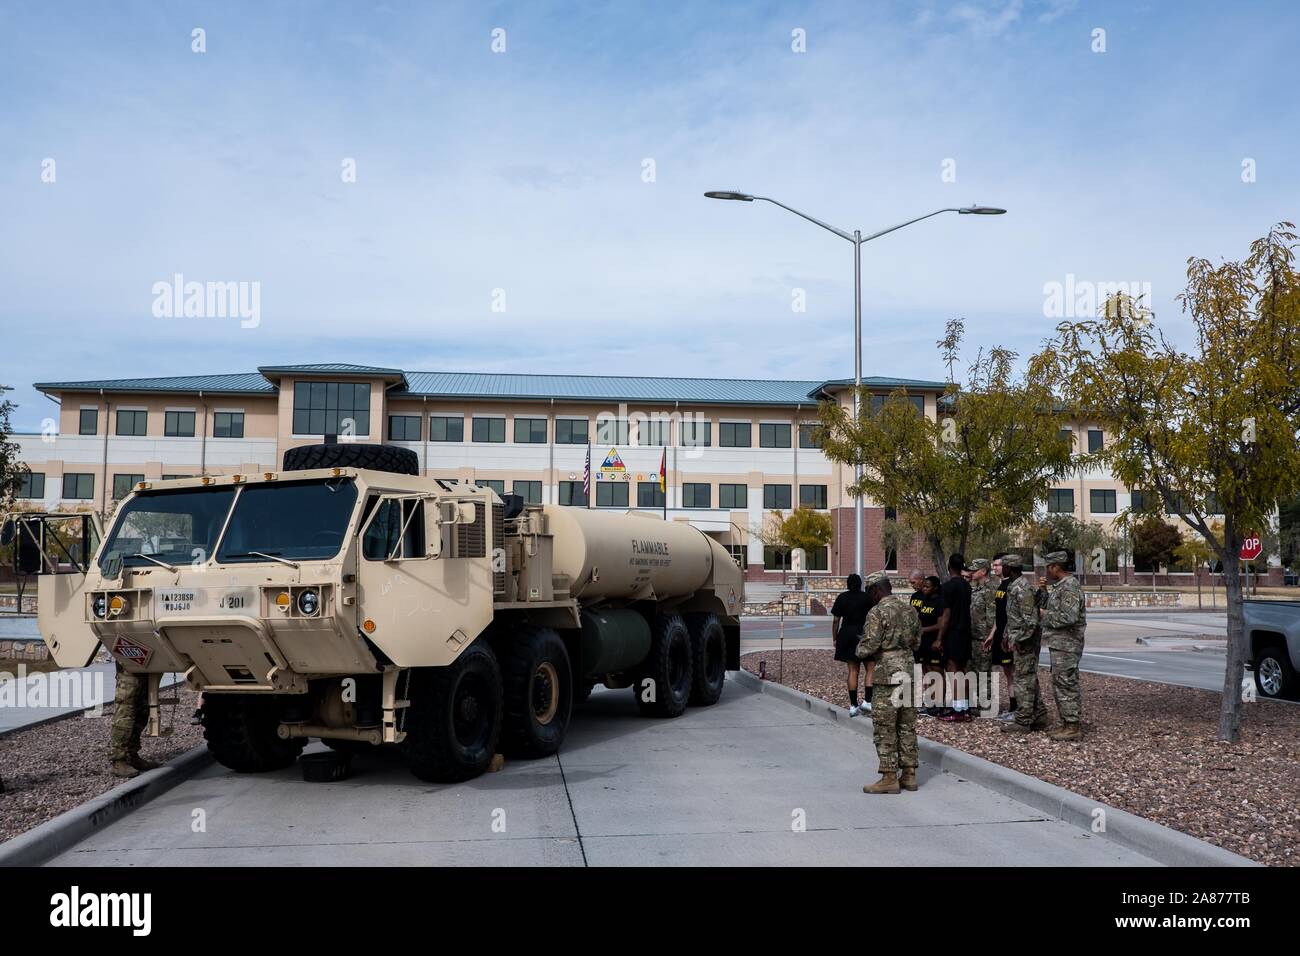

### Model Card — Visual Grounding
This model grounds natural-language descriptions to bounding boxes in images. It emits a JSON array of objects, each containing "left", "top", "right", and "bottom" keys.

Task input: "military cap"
[
  {"left": 965, "top": 558, "right": 989, "bottom": 572},
  {"left": 1000, "top": 553, "right": 1023, "bottom": 570},
  {"left": 864, "top": 570, "right": 890, "bottom": 587},
  {"left": 1044, "top": 550, "right": 1070, "bottom": 567}
]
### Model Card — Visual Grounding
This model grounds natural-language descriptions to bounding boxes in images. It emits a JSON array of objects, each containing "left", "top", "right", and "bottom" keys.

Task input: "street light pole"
[{"left": 705, "top": 192, "right": 1005, "bottom": 575}]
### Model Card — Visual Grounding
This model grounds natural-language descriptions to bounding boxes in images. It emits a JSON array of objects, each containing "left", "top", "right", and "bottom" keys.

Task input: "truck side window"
[{"left": 362, "top": 498, "right": 426, "bottom": 561}]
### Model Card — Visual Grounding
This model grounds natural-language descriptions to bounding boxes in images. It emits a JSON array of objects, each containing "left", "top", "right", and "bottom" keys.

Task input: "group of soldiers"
[{"left": 851, "top": 550, "right": 1088, "bottom": 795}]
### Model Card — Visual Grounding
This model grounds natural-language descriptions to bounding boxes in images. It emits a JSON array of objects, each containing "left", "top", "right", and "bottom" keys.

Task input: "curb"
[
  {"left": 0, "top": 746, "right": 213, "bottom": 867},
  {"left": 730, "top": 669, "right": 1257, "bottom": 867}
]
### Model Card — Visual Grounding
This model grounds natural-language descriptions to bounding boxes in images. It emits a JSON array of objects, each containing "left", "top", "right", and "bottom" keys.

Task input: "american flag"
[{"left": 582, "top": 443, "right": 591, "bottom": 496}]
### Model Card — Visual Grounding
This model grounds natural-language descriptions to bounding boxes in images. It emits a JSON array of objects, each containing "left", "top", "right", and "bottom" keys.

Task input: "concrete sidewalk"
[{"left": 45, "top": 677, "right": 1155, "bottom": 867}]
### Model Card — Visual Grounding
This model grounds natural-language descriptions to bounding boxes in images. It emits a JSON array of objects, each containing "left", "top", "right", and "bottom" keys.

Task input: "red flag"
[{"left": 658, "top": 447, "right": 666, "bottom": 492}]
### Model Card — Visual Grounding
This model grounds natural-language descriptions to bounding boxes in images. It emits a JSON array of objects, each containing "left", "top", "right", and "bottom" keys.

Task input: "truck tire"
[
  {"left": 202, "top": 694, "right": 305, "bottom": 773},
  {"left": 687, "top": 613, "right": 727, "bottom": 706},
  {"left": 1254, "top": 645, "right": 1298, "bottom": 699},
  {"left": 281, "top": 442, "right": 419, "bottom": 476},
  {"left": 402, "top": 643, "right": 503, "bottom": 782},
  {"left": 634, "top": 614, "right": 693, "bottom": 718},
  {"left": 501, "top": 627, "right": 573, "bottom": 758}
]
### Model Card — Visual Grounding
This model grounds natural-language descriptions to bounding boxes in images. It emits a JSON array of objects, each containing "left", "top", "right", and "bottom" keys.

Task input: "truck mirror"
[
  {"left": 14, "top": 521, "right": 43, "bottom": 575},
  {"left": 438, "top": 501, "right": 460, "bottom": 525},
  {"left": 425, "top": 507, "right": 443, "bottom": 559},
  {"left": 457, "top": 502, "right": 477, "bottom": 525}
]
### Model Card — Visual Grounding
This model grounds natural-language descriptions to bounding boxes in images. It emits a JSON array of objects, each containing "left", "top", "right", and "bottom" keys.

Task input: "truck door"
[
  {"left": 3, "top": 512, "right": 106, "bottom": 668},
  {"left": 354, "top": 494, "right": 493, "bottom": 667}
]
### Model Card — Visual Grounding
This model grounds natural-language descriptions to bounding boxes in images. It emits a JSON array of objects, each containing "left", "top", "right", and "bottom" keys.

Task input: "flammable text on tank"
[{"left": 631, "top": 539, "right": 670, "bottom": 555}]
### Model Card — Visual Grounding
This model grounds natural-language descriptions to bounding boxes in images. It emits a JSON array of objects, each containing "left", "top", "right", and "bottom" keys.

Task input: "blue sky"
[{"left": 2, "top": 0, "right": 1297, "bottom": 429}]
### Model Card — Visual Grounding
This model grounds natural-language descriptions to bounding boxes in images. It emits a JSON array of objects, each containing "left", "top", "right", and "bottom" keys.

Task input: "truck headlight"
[
  {"left": 92, "top": 594, "right": 107, "bottom": 619},
  {"left": 297, "top": 589, "right": 320, "bottom": 616}
]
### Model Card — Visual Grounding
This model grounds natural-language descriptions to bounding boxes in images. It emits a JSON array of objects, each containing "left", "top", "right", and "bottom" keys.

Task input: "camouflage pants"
[
  {"left": 968, "top": 637, "right": 992, "bottom": 686},
  {"left": 1012, "top": 632, "right": 1049, "bottom": 728},
  {"left": 109, "top": 664, "right": 148, "bottom": 761},
  {"left": 1049, "top": 647, "right": 1083, "bottom": 724},
  {"left": 871, "top": 683, "right": 918, "bottom": 773}
]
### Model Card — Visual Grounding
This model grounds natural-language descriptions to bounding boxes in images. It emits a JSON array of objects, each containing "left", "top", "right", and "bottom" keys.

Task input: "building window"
[
  {"left": 719, "top": 422, "right": 752, "bottom": 448},
  {"left": 719, "top": 484, "right": 747, "bottom": 509},
  {"left": 871, "top": 395, "right": 925, "bottom": 416},
  {"left": 79, "top": 408, "right": 98, "bottom": 436},
  {"left": 764, "top": 484, "right": 792, "bottom": 509},
  {"left": 513, "top": 480, "right": 542, "bottom": 504},
  {"left": 763, "top": 546, "right": 791, "bottom": 571},
  {"left": 637, "top": 481, "right": 665, "bottom": 508},
  {"left": 595, "top": 417, "right": 629, "bottom": 446},
  {"left": 514, "top": 418, "right": 547, "bottom": 444},
  {"left": 472, "top": 417, "right": 506, "bottom": 443},
  {"left": 638, "top": 419, "right": 670, "bottom": 446},
  {"left": 556, "top": 419, "right": 588, "bottom": 445},
  {"left": 388, "top": 415, "right": 422, "bottom": 441},
  {"left": 1090, "top": 489, "right": 1117, "bottom": 514},
  {"left": 480, "top": 479, "right": 506, "bottom": 496},
  {"left": 164, "top": 411, "right": 195, "bottom": 437},
  {"left": 1058, "top": 428, "right": 1074, "bottom": 448},
  {"left": 292, "top": 381, "right": 371, "bottom": 437},
  {"left": 799, "top": 484, "right": 828, "bottom": 509},
  {"left": 162, "top": 474, "right": 192, "bottom": 481},
  {"left": 802, "top": 547, "right": 829, "bottom": 571},
  {"left": 559, "top": 481, "right": 588, "bottom": 507},
  {"left": 63, "top": 473, "right": 94, "bottom": 500},
  {"left": 116, "top": 409, "right": 147, "bottom": 436},
  {"left": 682, "top": 483, "right": 711, "bottom": 508},
  {"left": 596, "top": 482, "right": 629, "bottom": 508},
  {"left": 680, "top": 419, "right": 711, "bottom": 447},
  {"left": 1130, "top": 489, "right": 1147, "bottom": 512},
  {"left": 1048, "top": 489, "right": 1075, "bottom": 513},
  {"left": 113, "top": 473, "right": 145, "bottom": 500},
  {"left": 799, "top": 423, "right": 822, "bottom": 449},
  {"left": 429, "top": 415, "right": 464, "bottom": 442},
  {"left": 759, "top": 423, "right": 791, "bottom": 448},
  {"left": 213, "top": 411, "right": 245, "bottom": 438},
  {"left": 17, "top": 472, "right": 45, "bottom": 499},
  {"left": 1087, "top": 429, "right": 1104, "bottom": 453}
]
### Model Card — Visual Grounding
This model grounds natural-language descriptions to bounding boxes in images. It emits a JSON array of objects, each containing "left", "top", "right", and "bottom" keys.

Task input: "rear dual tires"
[
  {"left": 402, "top": 642, "right": 503, "bottom": 783},
  {"left": 687, "top": 613, "right": 727, "bottom": 706},
  {"left": 202, "top": 694, "right": 306, "bottom": 773},
  {"left": 500, "top": 627, "right": 573, "bottom": 758},
  {"left": 634, "top": 614, "right": 693, "bottom": 718}
]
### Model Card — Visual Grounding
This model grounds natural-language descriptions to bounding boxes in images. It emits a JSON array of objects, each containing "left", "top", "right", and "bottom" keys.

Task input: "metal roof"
[
  {"left": 34, "top": 369, "right": 949, "bottom": 405},
  {"left": 396, "top": 371, "right": 825, "bottom": 406},
  {"left": 34, "top": 372, "right": 275, "bottom": 395}
]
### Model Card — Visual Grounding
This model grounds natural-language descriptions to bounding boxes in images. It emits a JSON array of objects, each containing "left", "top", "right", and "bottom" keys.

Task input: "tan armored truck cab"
[{"left": 8, "top": 442, "right": 743, "bottom": 782}]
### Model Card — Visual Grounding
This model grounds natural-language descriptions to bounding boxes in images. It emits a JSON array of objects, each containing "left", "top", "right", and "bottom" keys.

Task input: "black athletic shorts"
[{"left": 834, "top": 628, "right": 863, "bottom": 663}]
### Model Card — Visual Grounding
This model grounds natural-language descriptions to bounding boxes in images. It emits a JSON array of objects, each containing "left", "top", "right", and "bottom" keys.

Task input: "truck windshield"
[
  {"left": 100, "top": 487, "right": 238, "bottom": 570},
  {"left": 216, "top": 478, "right": 357, "bottom": 563}
]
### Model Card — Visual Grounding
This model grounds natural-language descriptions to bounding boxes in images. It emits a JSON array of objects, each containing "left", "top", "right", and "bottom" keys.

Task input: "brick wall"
[{"left": 831, "top": 506, "right": 931, "bottom": 576}]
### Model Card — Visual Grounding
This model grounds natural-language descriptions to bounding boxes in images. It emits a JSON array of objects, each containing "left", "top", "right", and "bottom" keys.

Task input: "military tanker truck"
[{"left": 9, "top": 442, "right": 743, "bottom": 782}]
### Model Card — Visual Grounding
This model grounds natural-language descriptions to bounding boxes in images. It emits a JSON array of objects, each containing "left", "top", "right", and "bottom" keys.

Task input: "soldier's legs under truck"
[{"left": 109, "top": 664, "right": 149, "bottom": 772}]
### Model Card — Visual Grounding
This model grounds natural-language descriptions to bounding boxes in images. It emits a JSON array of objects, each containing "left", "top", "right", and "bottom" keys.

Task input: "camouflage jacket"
[
  {"left": 1004, "top": 574, "right": 1040, "bottom": 646},
  {"left": 1042, "top": 574, "right": 1087, "bottom": 651},
  {"left": 856, "top": 593, "right": 921, "bottom": 686},
  {"left": 970, "top": 576, "right": 998, "bottom": 641}
]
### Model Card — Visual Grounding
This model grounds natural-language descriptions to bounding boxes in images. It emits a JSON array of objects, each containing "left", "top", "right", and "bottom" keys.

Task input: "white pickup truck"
[{"left": 1244, "top": 600, "right": 1300, "bottom": 699}]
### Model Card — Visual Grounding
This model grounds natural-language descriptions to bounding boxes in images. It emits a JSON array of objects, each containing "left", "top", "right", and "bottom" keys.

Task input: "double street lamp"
[{"left": 705, "top": 190, "right": 1006, "bottom": 575}]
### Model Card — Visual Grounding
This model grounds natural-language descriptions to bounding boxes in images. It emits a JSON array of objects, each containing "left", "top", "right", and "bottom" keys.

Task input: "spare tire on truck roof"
[{"left": 281, "top": 442, "right": 420, "bottom": 476}]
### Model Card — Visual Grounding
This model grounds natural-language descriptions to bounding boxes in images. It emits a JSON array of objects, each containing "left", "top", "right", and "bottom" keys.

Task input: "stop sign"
[{"left": 1240, "top": 533, "right": 1263, "bottom": 562}]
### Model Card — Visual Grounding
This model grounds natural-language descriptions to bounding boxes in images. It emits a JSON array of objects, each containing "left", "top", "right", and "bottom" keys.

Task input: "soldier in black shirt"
[
  {"left": 938, "top": 553, "right": 973, "bottom": 721},
  {"left": 831, "top": 574, "right": 876, "bottom": 716},
  {"left": 911, "top": 575, "right": 945, "bottom": 716}
]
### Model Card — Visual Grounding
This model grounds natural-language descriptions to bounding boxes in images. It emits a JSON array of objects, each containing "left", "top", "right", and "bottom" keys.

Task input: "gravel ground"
[
  {"left": 741, "top": 649, "right": 1300, "bottom": 867},
  {"left": 0, "top": 687, "right": 204, "bottom": 843}
]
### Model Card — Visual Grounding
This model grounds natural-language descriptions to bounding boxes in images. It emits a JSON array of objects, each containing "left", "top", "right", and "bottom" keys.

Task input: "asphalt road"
[{"left": 46, "top": 678, "right": 1154, "bottom": 867}]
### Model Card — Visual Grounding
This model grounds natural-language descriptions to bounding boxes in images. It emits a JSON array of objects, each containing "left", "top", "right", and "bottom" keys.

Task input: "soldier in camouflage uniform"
[
  {"left": 109, "top": 662, "right": 158, "bottom": 778},
  {"left": 966, "top": 558, "right": 996, "bottom": 709},
  {"left": 856, "top": 571, "right": 922, "bottom": 793},
  {"left": 1041, "top": 551, "right": 1087, "bottom": 741},
  {"left": 999, "top": 554, "right": 1049, "bottom": 733}
]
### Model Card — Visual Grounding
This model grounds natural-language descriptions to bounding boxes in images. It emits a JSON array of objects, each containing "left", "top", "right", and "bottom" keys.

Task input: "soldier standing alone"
[
  {"left": 1041, "top": 551, "right": 1087, "bottom": 741},
  {"left": 999, "top": 554, "right": 1049, "bottom": 734},
  {"left": 856, "top": 571, "right": 922, "bottom": 794}
]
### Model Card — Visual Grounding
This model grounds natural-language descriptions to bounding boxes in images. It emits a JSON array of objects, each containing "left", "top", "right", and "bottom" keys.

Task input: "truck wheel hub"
[
  {"left": 532, "top": 662, "right": 559, "bottom": 725},
  {"left": 1259, "top": 659, "right": 1282, "bottom": 695}
]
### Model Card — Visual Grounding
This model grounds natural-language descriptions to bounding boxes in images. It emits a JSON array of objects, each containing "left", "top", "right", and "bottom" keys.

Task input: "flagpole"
[
  {"left": 585, "top": 442, "right": 592, "bottom": 509},
  {"left": 662, "top": 445, "right": 668, "bottom": 522}
]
